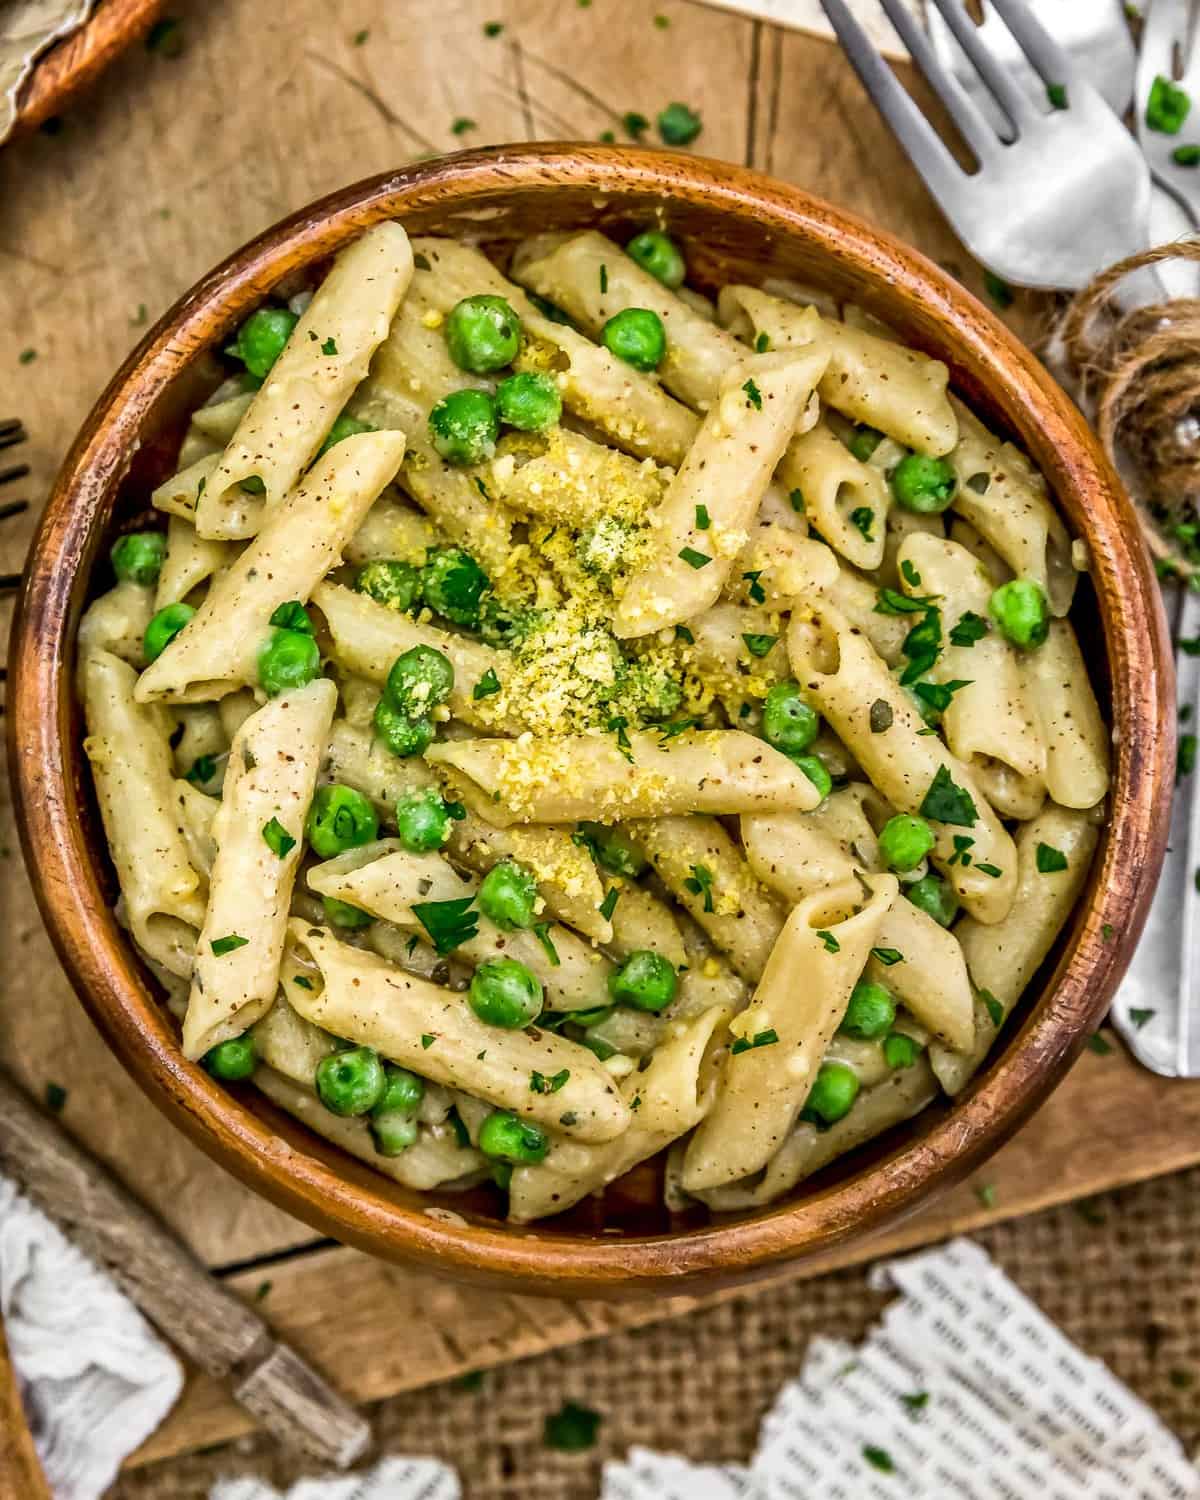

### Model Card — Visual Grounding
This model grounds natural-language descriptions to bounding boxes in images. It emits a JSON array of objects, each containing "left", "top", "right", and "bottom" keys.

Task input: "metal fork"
[
  {"left": 1138, "top": 0, "right": 1200, "bottom": 222},
  {"left": 819, "top": 0, "right": 1153, "bottom": 288}
]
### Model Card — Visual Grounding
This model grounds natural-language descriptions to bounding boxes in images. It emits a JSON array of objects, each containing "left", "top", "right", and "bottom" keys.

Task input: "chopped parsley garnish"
[
  {"left": 849, "top": 506, "right": 875, "bottom": 542},
  {"left": 211, "top": 934, "right": 249, "bottom": 956},
  {"left": 607, "top": 714, "right": 633, "bottom": 762},
  {"left": 321, "top": 336, "right": 338, "bottom": 356},
  {"left": 919, "top": 765, "right": 978, "bottom": 826},
  {"left": 980, "top": 989, "right": 1004, "bottom": 1027},
  {"left": 984, "top": 270, "right": 1013, "bottom": 308},
  {"left": 900, "top": 558, "right": 922, "bottom": 588},
  {"left": 654, "top": 12, "right": 670, "bottom": 26},
  {"left": 146, "top": 17, "right": 184, "bottom": 56},
  {"left": 817, "top": 930, "right": 840, "bottom": 953},
  {"left": 18, "top": 349, "right": 36, "bottom": 365},
  {"left": 675, "top": 624, "right": 694, "bottom": 644},
  {"left": 293, "top": 975, "right": 314, "bottom": 991},
  {"left": 1035, "top": 842, "right": 1068, "bottom": 874},
  {"left": 743, "top": 569, "right": 766, "bottom": 603},
  {"left": 913, "top": 678, "right": 972, "bottom": 715},
  {"left": 262, "top": 817, "right": 296, "bottom": 859},
  {"left": 684, "top": 863, "right": 715, "bottom": 913},
  {"left": 949, "top": 611, "right": 989, "bottom": 647},
  {"left": 269, "top": 600, "right": 314, "bottom": 633},
  {"left": 863, "top": 1447, "right": 895, "bottom": 1474},
  {"left": 755, "top": 331, "right": 770, "bottom": 352},
  {"left": 353, "top": 27, "right": 370, "bottom": 43},
  {"left": 658, "top": 716, "right": 699, "bottom": 740},
  {"left": 847, "top": 425, "right": 883, "bottom": 462},
  {"left": 898, "top": 608, "right": 942, "bottom": 688},
  {"left": 451, "top": 117, "right": 477, "bottom": 135},
  {"left": 1129, "top": 1008, "right": 1156, "bottom": 1029},
  {"left": 965, "top": 471, "right": 991, "bottom": 494},
  {"left": 1178, "top": 732, "right": 1196, "bottom": 782},
  {"left": 421, "top": 1034, "right": 436, "bottom": 1049},
  {"left": 533, "top": 923, "right": 561, "bottom": 966},
  {"left": 742, "top": 632, "right": 778, "bottom": 658},
  {"left": 1182, "top": 637, "right": 1200, "bottom": 656},
  {"left": 742, "top": 378, "right": 762, "bottom": 409},
  {"left": 544, "top": 1400, "right": 602, "bottom": 1451},
  {"left": 875, "top": 586, "right": 936, "bottom": 616},
  {"left": 679, "top": 546, "right": 712, "bottom": 569},
  {"left": 531, "top": 1068, "right": 570, "bottom": 1094},
  {"left": 186, "top": 754, "right": 217, "bottom": 786},
  {"left": 1087, "top": 1033, "right": 1114, "bottom": 1055},
  {"left": 901, "top": 1391, "right": 929, "bottom": 1413},
  {"left": 975, "top": 862, "right": 1002, "bottom": 878},
  {"left": 948, "top": 834, "right": 974, "bottom": 866},
  {"left": 412, "top": 896, "right": 479, "bottom": 955},
  {"left": 976, "top": 1181, "right": 997, "bottom": 1208},
  {"left": 869, "top": 699, "right": 893, "bottom": 734},
  {"left": 45, "top": 1082, "right": 68, "bottom": 1114},
  {"left": 695, "top": 503, "right": 711, "bottom": 530},
  {"left": 730, "top": 1028, "right": 779, "bottom": 1055},
  {"left": 872, "top": 947, "right": 903, "bottom": 966},
  {"left": 473, "top": 668, "right": 502, "bottom": 700},
  {"left": 1046, "top": 82, "right": 1068, "bottom": 109},
  {"left": 623, "top": 111, "right": 650, "bottom": 139},
  {"left": 599, "top": 263, "right": 608, "bottom": 294},
  {"left": 789, "top": 487, "right": 805, "bottom": 514},
  {"left": 483, "top": 20, "right": 504, "bottom": 35},
  {"left": 1102, "top": 922, "right": 1114, "bottom": 941},
  {"left": 598, "top": 887, "right": 620, "bottom": 922}
]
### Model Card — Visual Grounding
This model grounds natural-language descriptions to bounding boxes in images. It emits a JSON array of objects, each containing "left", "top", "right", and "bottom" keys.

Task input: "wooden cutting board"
[{"left": 0, "top": 0, "right": 1190, "bottom": 1470}]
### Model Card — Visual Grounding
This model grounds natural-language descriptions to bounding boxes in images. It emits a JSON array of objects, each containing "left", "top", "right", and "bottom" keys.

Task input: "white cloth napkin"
[
  {"left": 602, "top": 1238, "right": 1200, "bottom": 1500},
  {"left": 0, "top": 1176, "right": 184, "bottom": 1500}
]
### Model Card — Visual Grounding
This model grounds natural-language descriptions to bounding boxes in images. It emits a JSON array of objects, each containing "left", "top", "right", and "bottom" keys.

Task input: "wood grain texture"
[
  {"left": 7, "top": 141, "right": 1173, "bottom": 1293},
  {"left": 11, "top": 0, "right": 166, "bottom": 135},
  {"left": 129, "top": 1042, "right": 1200, "bottom": 1467},
  {"left": 0, "top": 1312, "right": 52, "bottom": 1500}
]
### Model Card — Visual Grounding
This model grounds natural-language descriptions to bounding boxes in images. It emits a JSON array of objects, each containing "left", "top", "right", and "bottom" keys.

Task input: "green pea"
[
  {"left": 258, "top": 628, "right": 320, "bottom": 697},
  {"left": 355, "top": 559, "right": 423, "bottom": 612},
  {"left": 384, "top": 644, "right": 455, "bottom": 718},
  {"left": 989, "top": 578, "right": 1049, "bottom": 651},
  {"left": 878, "top": 813, "right": 936, "bottom": 874},
  {"left": 445, "top": 294, "right": 522, "bottom": 373},
  {"left": 609, "top": 950, "right": 677, "bottom": 1013},
  {"left": 318, "top": 413, "right": 374, "bottom": 457},
  {"left": 625, "top": 230, "right": 686, "bottom": 289},
  {"left": 478, "top": 859, "right": 538, "bottom": 931},
  {"left": 374, "top": 1064, "right": 425, "bottom": 1117},
  {"left": 422, "top": 547, "right": 490, "bottom": 627},
  {"left": 306, "top": 783, "right": 379, "bottom": 858},
  {"left": 315, "top": 1045, "right": 387, "bottom": 1116},
  {"left": 840, "top": 981, "right": 896, "bottom": 1040},
  {"left": 657, "top": 101, "right": 702, "bottom": 146},
  {"left": 429, "top": 388, "right": 499, "bottom": 466},
  {"left": 794, "top": 754, "right": 833, "bottom": 802},
  {"left": 890, "top": 453, "right": 958, "bottom": 513},
  {"left": 906, "top": 873, "right": 960, "bottom": 928},
  {"left": 395, "top": 788, "right": 454, "bottom": 852},
  {"left": 601, "top": 307, "right": 666, "bottom": 371},
  {"left": 762, "top": 680, "right": 820, "bottom": 755},
  {"left": 495, "top": 371, "right": 561, "bottom": 431},
  {"left": 477, "top": 1109, "right": 549, "bottom": 1164},
  {"left": 202, "top": 1033, "right": 257, "bottom": 1081},
  {"left": 322, "top": 895, "right": 373, "bottom": 930},
  {"left": 491, "top": 1161, "right": 513, "bottom": 1190},
  {"left": 478, "top": 594, "right": 539, "bottom": 648},
  {"left": 111, "top": 530, "right": 166, "bottom": 586},
  {"left": 883, "top": 1031, "right": 922, "bottom": 1069},
  {"left": 230, "top": 307, "right": 298, "bottom": 380},
  {"left": 371, "top": 1112, "right": 419, "bottom": 1156},
  {"left": 373, "top": 699, "right": 435, "bottom": 758},
  {"left": 579, "top": 822, "right": 647, "bottom": 878},
  {"left": 804, "top": 1061, "right": 860, "bottom": 1125},
  {"left": 143, "top": 602, "right": 195, "bottom": 662},
  {"left": 468, "top": 957, "right": 544, "bottom": 1028}
]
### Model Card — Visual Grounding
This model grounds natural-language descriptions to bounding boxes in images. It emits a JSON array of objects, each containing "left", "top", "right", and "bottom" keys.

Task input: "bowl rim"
[{"left": 7, "top": 143, "right": 1173, "bottom": 1293}]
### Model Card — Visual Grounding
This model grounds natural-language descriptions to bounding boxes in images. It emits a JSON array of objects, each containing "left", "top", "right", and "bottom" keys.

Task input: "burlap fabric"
[{"left": 111, "top": 1164, "right": 1199, "bottom": 1499}]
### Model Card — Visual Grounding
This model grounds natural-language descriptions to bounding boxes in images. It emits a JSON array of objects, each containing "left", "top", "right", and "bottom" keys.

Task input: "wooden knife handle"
[{"left": 0, "top": 1313, "right": 52, "bottom": 1500}]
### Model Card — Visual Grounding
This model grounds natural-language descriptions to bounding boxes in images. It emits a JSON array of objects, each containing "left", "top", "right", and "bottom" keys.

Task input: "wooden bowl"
[
  {"left": 7, "top": 145, "right": 1173, "bottom": 1296},
  {"left": 10, "top": 0, "right": 167, "bottom": 138}
]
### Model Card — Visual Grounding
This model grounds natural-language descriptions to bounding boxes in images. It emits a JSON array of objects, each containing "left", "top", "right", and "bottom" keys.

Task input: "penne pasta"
[
  {"left": 1021, "top": 620, "right": 1110, "bottom": 810},
  {"left": 778, "top": 417, "right": 890, "bottom": 572}
]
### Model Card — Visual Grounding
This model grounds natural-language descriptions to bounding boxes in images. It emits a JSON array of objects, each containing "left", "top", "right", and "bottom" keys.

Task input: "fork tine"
[
  {"left": 876, "top": 0, "right": 998, "bottom": 162},
  {"left": 818, "top": 0, "right": 964, "bottom": 202},
  {"left": 927, "top": 0, "right": 1040, "bottom": 134},
  {"left": 984, "top": 0, "right": 1097, "bottom": 96}
]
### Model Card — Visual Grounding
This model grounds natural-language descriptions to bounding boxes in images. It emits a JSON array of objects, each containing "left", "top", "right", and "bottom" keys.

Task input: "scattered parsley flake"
[
  {"left": 679, "top": 546, "right": 712, "bottom": 569},
  {"left": 186, "top": 754, "right": 216, "bottom": 786},
  {"left": 901, "top": 558, "right": 922, "bottom": 588},
  {"left": 863, "top": 1446, "right": 895, "bottom": 1474},
  {"left": 1129, "top": 1008, "right": 1156, "bottom": 1029},
  {"left": 755, "top": 331, "right": 770, "bottom": 352},
  {"left": 975, "top": 862, "right": 1002, "bottom": 878},
  {"left": 875, "top": 586, "right": 935, "bottom": 616},
  {"left": 950, "top": 611, "right": 989, "bottom": 647},
  {"left": 321, "top": 336, "right": 338, "bottom": 356},
  {"left": 914, "top": 678, "right": 972, "bottom": 716},
  {"left": 742, "top": 378, "right": 762, "bottom": 409},
  {"left": 131, "top": 303, "right": 148, "bottom": 326},
  {"left": 1102, "top": 922, "right": 1114, "bottom": 941},
  {"left": 473, "top": 668, "right": 502, "bottom": 700},
  {"left": 675, "top": 624, "right": 694, "bottom": 644},
  {"left": 730, "top": 1028, "right": 779, "bottom": 1055},
  {"left": 18, "top": 349, "right": 36, "bottom": 365},
  {"left": 599, "top": 263, "right": 608, "bottom": 294},
  {"left": 544, "top": 1400, "right": 602, "bottom": 1451},
  {"left": 293, "top": 976, "right": 314, "bottom": 991},
  {"left": 262, "top": 817, "right": 296, "bottom": 859},
  {"left": 533, "top": 923, "right": 561, "bottom": 966},
  {"left": 421, "top": 1033, "right": 436, "bottom": 1049},
  {"left": 900, "top": 606, "right": 943, "bottom": 684},
  {"left": 984, "top": 270, "right": 1013, "bottom": 308},
  {"left": 684, "top": 863, "right": 715, "bottom": 913},
  {"left": 742, "top": 632, "right": 778, "bottom": 658},
  {"left": 817, "top": 930, "right": 840, "bottom": 953},
  {"left": 1036, "top": 842, "right": 1069, "bottom": 874},
  {"left": 658, "top": 716, "right": 699, "bottom": 740},
  {"left": 1087, "top": 1033, "right": 1114, "bottom": 1055},
  {"left": 623, "top": 111, "right": 650, "bottom": 139},
  {"left": 45, "top": 1082, "right": 67, "bottom": 1114},
  {"left": 901, "top": 1391, "right": 929, "bottom": 1413},
  {"left": 211, "top": 934, "right": 249, "bottom": 956},
  {"left": 607, "top": 713, "right": 633, "bottom": 762},
  {"left": 353, "top": 28, "right": 370, "bottom": 44},
  {"left": 789, "top": 487, "right": 805, "bottom": 514},
  {"left": 872, "top": 947, "right": 903, "bottom": 966},
  {"left": 451, "top": 117, "right": 477, "bottom": 136},
  {"left": 920, "top": 765, "right": 978, "bottom": 827},
  {"left": 948, "top": 833, "right": 974, "bottom": 867},
  {"left": 654, "top": 11, "right": 670, "bottom": 26},
  {"left": 849, "top": 506, "right": 875, "bottom": 542},
  {"left": 598, "top": 887, "right": 620, "bottom": 922},
  {"left": 483, "top": 20, "right": 504, "bottom": 36},
  {"left": 531, "top": 1068, "right": 570, "bottom": 1094},
  {"left": 1046, "top": 82, "right": 1068, "bottom": 109},
  {"left": 412, "top": 896, "right": 479, "bottom": 955},
  {"left": 1178, "top": 732, "right": 1196, "bottom": 782},
  {"left": 146, "top": 17, "right": 184, "bottom": 57},
  {"left": 980, "top": 990, "right": 1004, "bottom": 1028},
  {"left": 695, "top": 503, "right": 711, "bottom": 530},
  {"left": 976, "top": 1182, "right": 997, "bottom": 1208},
  {"left": 743, "top": 569, "right": 766, "bottom": 603},
  {"left": 255, "top": 1280, "right": 273, "bottom": 1300}
]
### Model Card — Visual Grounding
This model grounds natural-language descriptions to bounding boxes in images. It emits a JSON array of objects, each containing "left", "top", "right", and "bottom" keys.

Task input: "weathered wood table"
[{"left": 0, "top": 0, "right": 1195, "bottom": 1471}]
